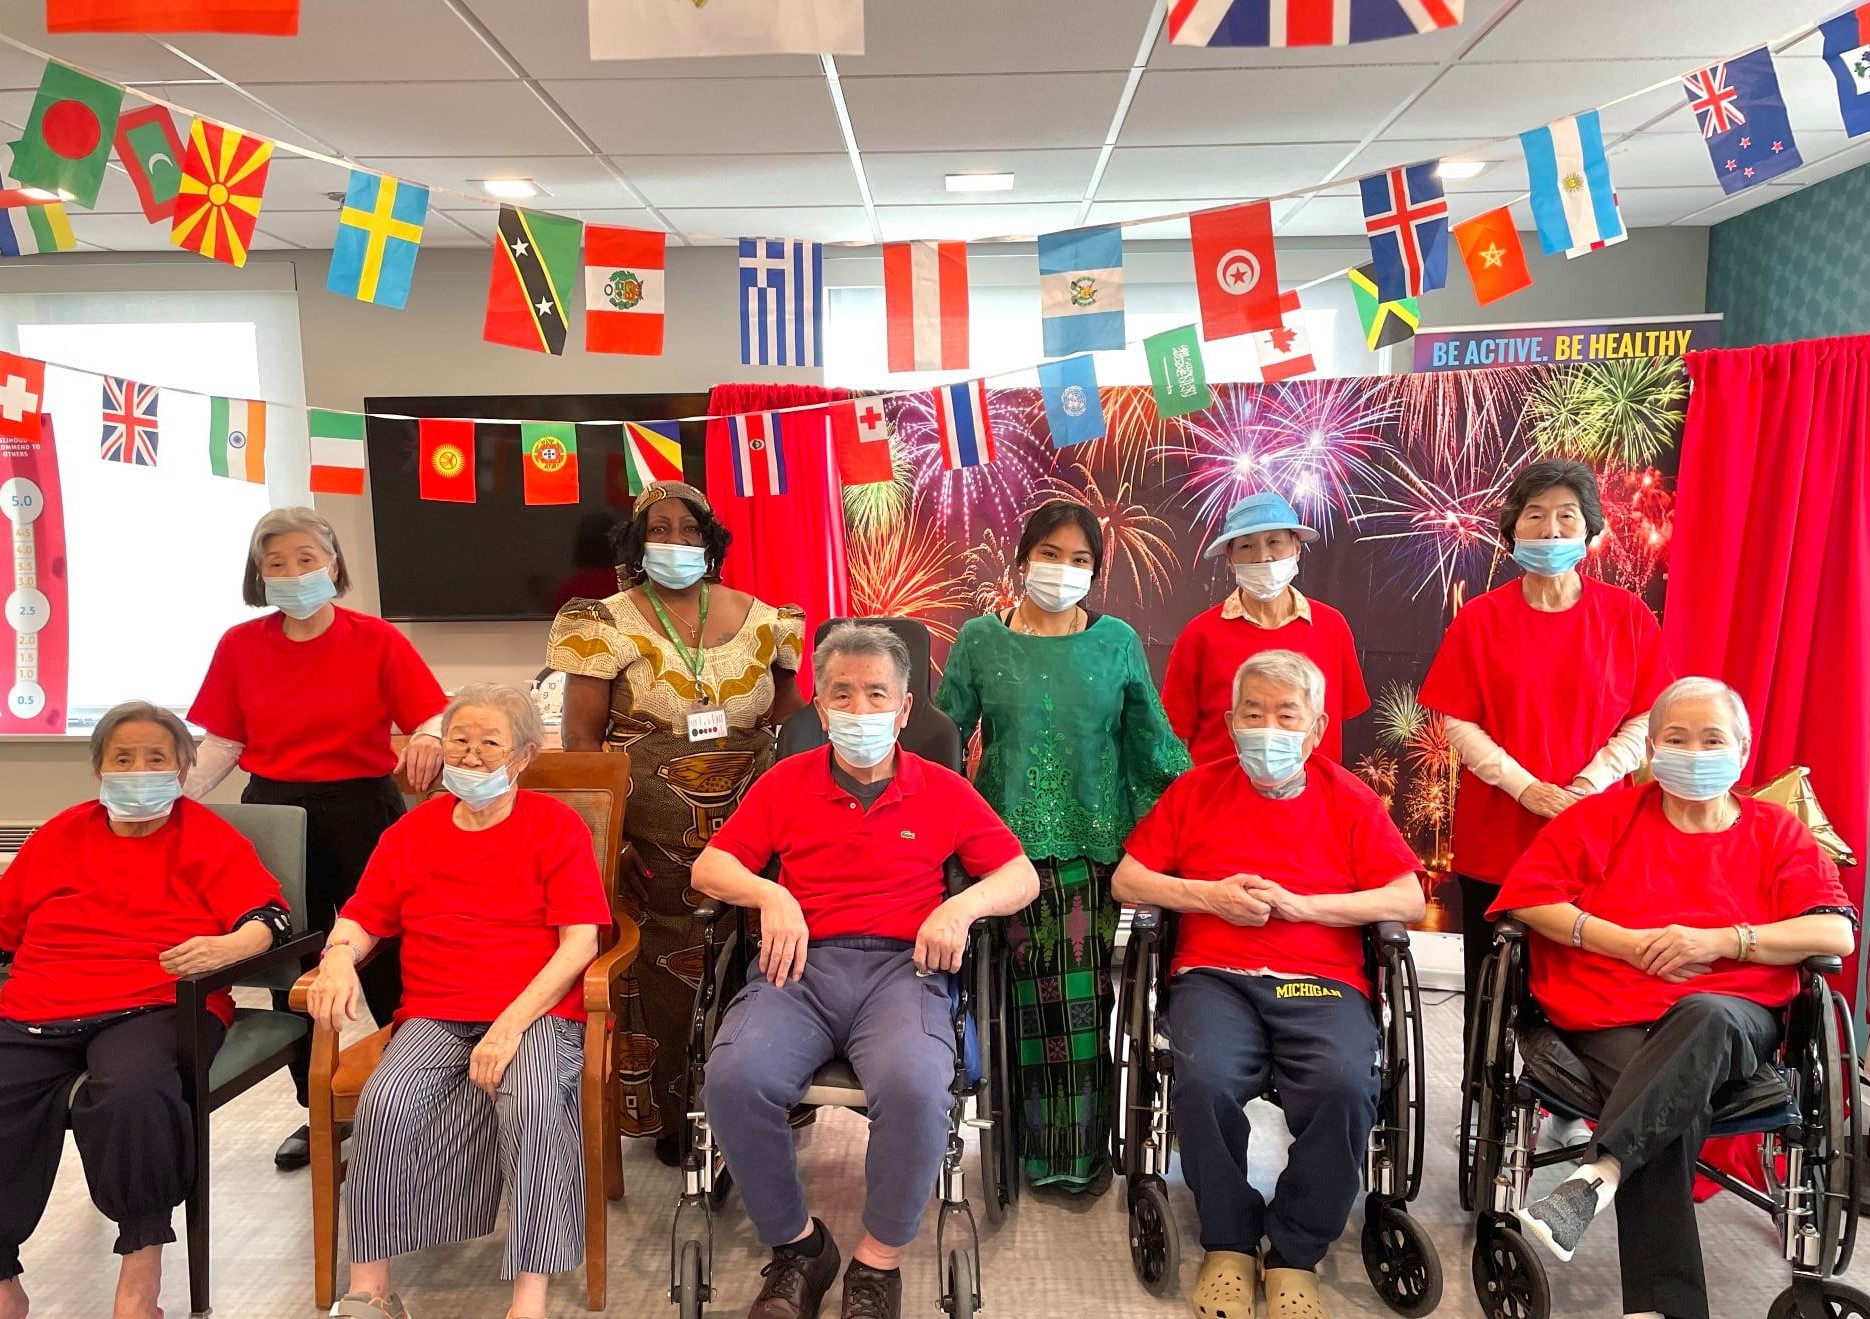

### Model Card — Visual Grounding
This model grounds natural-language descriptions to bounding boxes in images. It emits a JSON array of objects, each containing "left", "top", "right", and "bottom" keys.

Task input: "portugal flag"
[
  {"left": 521, "top": 422, "right": 579, "bottom": 505},
  {"left": 170, "top": 118, "right": 272, "bottom": 267},
  {"left": 418, "top": 418, "right": 475, "bottom": 503}
]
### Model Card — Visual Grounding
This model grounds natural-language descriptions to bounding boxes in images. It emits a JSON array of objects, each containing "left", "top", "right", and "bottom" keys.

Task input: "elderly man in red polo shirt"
[
  {"left": 1114, "top": 648, "right": 1424, "bottom": 1319},
  {"left": 693, "top": 622, "right": 1038, "bottom": 1319}
]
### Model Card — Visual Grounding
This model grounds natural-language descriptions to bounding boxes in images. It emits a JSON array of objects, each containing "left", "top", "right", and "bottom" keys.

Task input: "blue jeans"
[
  {"left": 1168, "top": 968, "right": 1379, "bottom": 1268},
  {"left": 703, "top": 938, "right": 957, "bottom": 1248}
]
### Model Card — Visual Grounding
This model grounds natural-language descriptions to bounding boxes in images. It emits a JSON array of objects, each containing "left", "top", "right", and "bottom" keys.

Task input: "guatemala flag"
[
  {"left": 1821, "top": 4, "right": 1870, "bottom": 138},
  {"left": 934, "top": 380, "right": 997, "bottom": 470},
  {"left": 1520, "top": 110, "right": 1625, "bottom": 258},
  {"left": 1038, "top": 225, "right": 1126, "bottom": 357},
  {"left": 1038, "top": 355, "right": 1105, "bottom": 449}
]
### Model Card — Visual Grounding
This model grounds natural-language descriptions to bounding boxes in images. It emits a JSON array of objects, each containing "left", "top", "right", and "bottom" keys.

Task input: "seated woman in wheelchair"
[
  {"left": 691, "top": 622, "right": 1038, "bottom": 1319},
  {"left": 1492, "top": 675, "right": 1854, "bottom": 1319},
  {"left": 0, "top": 702, "right": 289, "bottom": 1319},
  {"left": 303, "top": 684, "right": 612, "bottom": 1319},
  {"left": 1112, "top": 650, "right": 1425, "bottom": 1319}
]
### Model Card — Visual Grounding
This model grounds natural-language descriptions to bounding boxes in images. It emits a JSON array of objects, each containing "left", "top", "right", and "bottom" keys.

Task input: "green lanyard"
[{"left": 643, "top": 581, "right": 710, "bottom": 685}]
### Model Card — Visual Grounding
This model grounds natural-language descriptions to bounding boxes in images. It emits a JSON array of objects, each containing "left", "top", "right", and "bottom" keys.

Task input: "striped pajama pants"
[{"left": 346, "top": 1016, "right": 586, "bottom": 1279}]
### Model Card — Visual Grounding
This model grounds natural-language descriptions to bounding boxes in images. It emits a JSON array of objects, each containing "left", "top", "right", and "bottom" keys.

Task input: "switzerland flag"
[{"left": 48, "top": 0, "right": 299, "bottom": 32}]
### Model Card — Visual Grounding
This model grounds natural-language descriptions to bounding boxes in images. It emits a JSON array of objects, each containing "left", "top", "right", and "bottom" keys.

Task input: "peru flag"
[{"left": 884, "top": 240, "right": 969, "bottom": 373}]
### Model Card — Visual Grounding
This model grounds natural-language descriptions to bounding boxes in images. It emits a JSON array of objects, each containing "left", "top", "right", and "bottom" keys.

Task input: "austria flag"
[
  {"left": 933, "top": 380, "right": 996, "bottom": 471},
  {"left": 884, "top": 240, "right": 969, "bottom": 373},
  {"left": 729, "top": 410, "right": 788, "bottom": 497}
]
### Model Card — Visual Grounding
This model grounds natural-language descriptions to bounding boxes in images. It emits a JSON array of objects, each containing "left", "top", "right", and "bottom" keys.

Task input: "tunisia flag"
[
  {"left": 1190, "top": 199, "right": 1281, "bottom": 339},
  {"left": 48, "top": 0, "right": 299, "bottom": 32},
  {"left": 418, "top": 419, "right": 476, "bottom": 503}
]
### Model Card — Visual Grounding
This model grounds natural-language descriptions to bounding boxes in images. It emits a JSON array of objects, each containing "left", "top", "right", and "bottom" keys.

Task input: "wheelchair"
[
  {"left": 667, "top": 618, "right": 1018, "bottom": 1318},
  {"left": 1460, "top": 918, "right": 1864, "bottom": 1319},
  {"left": 1112, "top": 905, "right": 1442, "bottom": 1316}
]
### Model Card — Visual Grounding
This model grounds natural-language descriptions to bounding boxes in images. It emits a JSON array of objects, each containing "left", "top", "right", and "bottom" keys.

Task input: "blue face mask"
[
  {"left": 1648, "top": 747, "right": 1744, "bottom": 802},
  {"left": 1511, "top": 536, "right": 1588, "bottom": 577},
  {"left": 443, "top": 763, "right": 513, "bottom": 810},
  {"left": 264, "top": 567, "right": 338, "bottom": 620},
  {"left": 1232, "top": 726, "right": 1310, "bottom": 790},
  {"left": 825, "top": 707, "right": 902, "bottom": 769},
  {"left": 642, "top": 544, "right": 708, "bottom": 591},
  {"left": 99, "top": 770, "right": 184, "bottom": 822}
]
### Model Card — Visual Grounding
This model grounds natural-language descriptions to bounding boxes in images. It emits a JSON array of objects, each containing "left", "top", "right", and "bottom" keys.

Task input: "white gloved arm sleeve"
[
  {"left": 184, "top": 735, "right": 244, "bottom": 799},
  {"left": 1444, "top": 716, "right": 1538, "bottom": 803},
  {"left": 1571, "top": 714, "right": 1651, "bottom": 793},
  {"left": 409, "top": 714, "right": 444, "bottom": 739}
]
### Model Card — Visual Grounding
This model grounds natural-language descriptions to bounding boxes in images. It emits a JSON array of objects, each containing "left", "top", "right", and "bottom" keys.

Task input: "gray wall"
[
  {"left": 1707, "top": 161, "right": 1870, "bottom": 347},
  {"left": 0, "top": 226, "right": 1708, "bottom": 818}
]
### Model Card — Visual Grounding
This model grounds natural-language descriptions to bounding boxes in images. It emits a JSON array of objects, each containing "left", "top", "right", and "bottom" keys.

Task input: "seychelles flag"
[
  {"left": 934, "top": 380, "right": 996, "bottom": 470},
  {"left": 1821, "top": 4, "right": 1870, "bottom": 138}
]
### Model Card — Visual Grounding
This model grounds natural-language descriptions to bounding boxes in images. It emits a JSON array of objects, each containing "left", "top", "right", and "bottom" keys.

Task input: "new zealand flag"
[{"left": 1683, "top": 46, "right": 1804, "bottom": 195}]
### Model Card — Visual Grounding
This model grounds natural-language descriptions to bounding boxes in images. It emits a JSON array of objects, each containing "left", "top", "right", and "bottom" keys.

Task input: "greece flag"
[{"left": 1520, "top": 111, "right": 1626, "bottom": 259}]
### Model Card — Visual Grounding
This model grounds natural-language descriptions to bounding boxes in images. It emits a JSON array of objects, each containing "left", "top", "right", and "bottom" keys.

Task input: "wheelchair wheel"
[
  {"left": 977, "top": 1099, "right": 1004, "bottom": 1227},
  {"left": 1470, "top": 1220, "right": 1549, "bottom": 1319},
  {"left": 1361, "top": 1196, "right": 1442, "bottom": 1318},
  {"left": 708, "top": 1163, "right": 734, "bottom": 1212},
  {"left": 1817, "top": 983, "right": 1862, "bottom": 1273},
  {"left": 676, "top": 1240, "right": 704, "bottom": 1319},
  {"left": 944, "top": 1248, "right": 978, "bottom": 1319},
  {"left": 1465, "top": 965, "right": 1513, "bottom": 1215},
  {"left": 1767, "top": 1279, "right": 1870, "bottom": 1319},
  {"left": 1128, "top": 1175, "right": 1180, "bottom": 1297}
]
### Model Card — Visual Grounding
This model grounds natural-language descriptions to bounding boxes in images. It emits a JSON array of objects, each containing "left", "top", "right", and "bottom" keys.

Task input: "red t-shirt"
[
  {"left": 1161, "top": 594, "right": 1370, "bottom": 767},
  {"left": 188, "top": 606, "right": 447, "bottom": 783},
  {"left": 706, "top": 747, "right": 1026, "bottom": 942},
  {"left": 0, "top": 799, "right": 285, "bottom": 1026},
  {"left": 1122, "top": 757, "right": 1421, "bottom": 996},
  {"left": 1417, "top": 577, "right": 1672, "bottom": 882},
  {"left": 1489, "top": 784, "right": 1852, "bottom": 1032},
  {"left": 341, "top": 792, "right": 612, "bottom": 1023}
]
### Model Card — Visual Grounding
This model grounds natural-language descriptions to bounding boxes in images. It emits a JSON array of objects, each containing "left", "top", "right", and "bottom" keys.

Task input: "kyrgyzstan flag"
[
  {"left": 585, "top": 224, "right": 666, "bottom": 356},
  {"left": 417, "top": 418, "right": 476, "bottom": 503},
  {"left": 1452, "top": 206, "right": 1532, "bottom": 306},
  {"left": 827, "top": 396, "right": 894, "bottom": 485},
  {"left": 1190, "top": 199, "right": 1281, "bottom": 339},
  {"left": 521, "top": 422, "right": 580, "bottom": 505},
  {"left": 48, "top": 0, "right": 300, "bottom": 32}
]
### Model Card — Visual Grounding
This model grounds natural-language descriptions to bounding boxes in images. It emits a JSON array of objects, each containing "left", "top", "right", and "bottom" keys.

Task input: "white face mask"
[
  {"left": 825, "top": 707, "right": 902, "bottom": 769},
  {"left": 1233, "top": 557, "right": 1300, "bottom": 601},
  {"left": 1023, "top": 562, "right": 1093, "bottom": 614}
]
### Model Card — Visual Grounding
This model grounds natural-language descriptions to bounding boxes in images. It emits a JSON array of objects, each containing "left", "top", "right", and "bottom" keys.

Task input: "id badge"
[{"left": 687, "top": 705, "right": 728, "bottom": 743}]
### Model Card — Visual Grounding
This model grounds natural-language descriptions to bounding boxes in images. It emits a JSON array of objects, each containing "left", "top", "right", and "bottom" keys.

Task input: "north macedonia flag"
[{"left": 170, "top": 119, "right": 272, "bottom": 267}]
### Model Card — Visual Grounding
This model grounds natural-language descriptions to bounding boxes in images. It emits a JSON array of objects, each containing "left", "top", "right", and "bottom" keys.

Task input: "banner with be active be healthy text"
[{"left": 1411, "top": 313, "right": 1722, "bottom": 373}]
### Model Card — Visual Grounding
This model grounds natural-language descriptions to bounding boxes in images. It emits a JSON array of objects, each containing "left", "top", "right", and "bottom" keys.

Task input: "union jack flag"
[
  {"left": 1684, "top": 64, "right": 1744, "bottom": 139},
  {"left": 100, "top": 376, "right": 160, "bottom": 466},
  {"left": 1358, "top": 162, "right": 1449, "bottom": 303}
]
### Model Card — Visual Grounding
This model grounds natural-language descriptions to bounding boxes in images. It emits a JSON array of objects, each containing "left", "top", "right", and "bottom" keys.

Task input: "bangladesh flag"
[
  {"left": 10, "top": 61, "right": 123, "bottom": 209},
  {"left": 521, "top": 422, "right": 580, "bottom": 505},
  {"left": 483, "top": 206, "right": 581, "bottom": 356}
]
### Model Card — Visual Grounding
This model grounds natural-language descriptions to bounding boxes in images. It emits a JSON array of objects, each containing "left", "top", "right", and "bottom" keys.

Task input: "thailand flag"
[
  {"left": 1359, "top": 162, "right": 1449, "bottom": 302},
  {"left": 1168, "top": 0, "right": 1463, "bottom": 47},
  {"left": 729, "top": 410, "right": 787, "bottom": 496},
  {"left": 1520, "top": 110, "right": 1626, "bottom": 258},
  {"left": 1820, "top": 4, "right": 1870, "bottom": 138},
  {"left": 933, "top": 380, "right": 996, "bottom": 470}
]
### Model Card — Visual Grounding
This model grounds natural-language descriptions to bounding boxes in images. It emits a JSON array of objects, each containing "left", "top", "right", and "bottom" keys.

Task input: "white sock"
[{"left": 1563, "top": 1155, "right": 1621, "bottom": 1213}]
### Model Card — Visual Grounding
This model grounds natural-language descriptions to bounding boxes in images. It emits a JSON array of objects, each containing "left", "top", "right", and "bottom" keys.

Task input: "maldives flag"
[
  {"left": 585, "top": 224, "right": 665, "bottom": 355},
  {"left": 418, "top": 418, "right": 476, "bottom": 503},
  {"left": 827, "top": 396, "right": 893, "bottom": 485},
  {"left": 1190, "top": 200, "right": 1281, "bottom": 339},
  {"left": 1452, "top": 206, "right": 1532, "bottom": 306},
  {"left": 48, "top": 0, "right": 300, "bottom": 32},
  {"left": 520, "top": 422, "right": 580, "bottom": 505},
  {"left": 884, "top": 240, "right": 969, "bottom": 373}
]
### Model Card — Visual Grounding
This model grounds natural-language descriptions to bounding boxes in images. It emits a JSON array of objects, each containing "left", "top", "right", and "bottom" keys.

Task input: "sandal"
[
  {"left": 1263, "top": 1268, "right": 1328, "bottom": 1319},
  {"left": 331, "top": 1291, "right": 412, "bottom": 1319},
  {"left": 1191, "top": 1250, "right": 1258, "bottom": 1319}
]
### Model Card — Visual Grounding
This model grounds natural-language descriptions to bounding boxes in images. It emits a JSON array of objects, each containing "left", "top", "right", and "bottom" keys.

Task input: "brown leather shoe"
[
  {"left": 749, "top": 1222, "right": 841, "bottom": 1319},
  {"left": 840, "top": 1261, "right": 902, "bottom": 1319}
]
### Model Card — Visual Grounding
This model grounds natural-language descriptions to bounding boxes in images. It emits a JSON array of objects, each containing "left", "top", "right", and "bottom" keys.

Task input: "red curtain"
[
  {"left": 703, "top": 383, "right": 854, "bottom": 696},
  {"left": 1663, "top": 334, "right": 1870, "bottom": 1000}
]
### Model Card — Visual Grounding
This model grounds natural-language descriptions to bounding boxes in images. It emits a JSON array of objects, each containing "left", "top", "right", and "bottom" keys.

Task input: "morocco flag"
[
  {"left": 418, "top": 418, "right": 475, "bottom": 503},
  {"left": 48, "top": 0, "right": 300, "bottom": 33},
  {"left": 1452, "top": 206, "right": 1532, "bottom": 306},
  {"left": 521, "top": 422, "right": 580, "bottom": 505},
  {"left": 585, "top": 224, "right": 665, "bottom": 355}
]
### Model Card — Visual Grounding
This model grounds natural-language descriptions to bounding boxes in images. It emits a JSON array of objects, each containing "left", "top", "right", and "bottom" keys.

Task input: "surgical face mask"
[
  {"left": 1232, "top": 726, "right": 1311, "bottom": 790},
  {"left": 1023, "top": 562, "right": 1093, "bottom": 613},
  {"left": 1233, "top": 557, "right": 1300, "bottom": 602},
  {"left": 444, "top": 763, "right": 513, "bottom": 810},
  {"left": 1511, "top": 536, "right": 1588, "bottom": 578},
  {"left": 263, "top": 566, "right": 338, "bottom": 620},
  {"left": 642, "top": 543, "right": 709, "bottom": 591},
  {"left": 825, "top": 707, "right": 902, "bottom": 769},
  {"left": 99, "top": 770, "right": 183, "bottom": 823},
  {"left": 1648, "top": 747, "right": 1744, "bottom": 803}
]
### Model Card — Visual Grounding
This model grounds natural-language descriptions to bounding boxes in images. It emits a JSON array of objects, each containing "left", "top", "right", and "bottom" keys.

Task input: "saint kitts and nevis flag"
[
  {"left": 207, "top": 395, "right": 266, "bottom": 482},
  {"left": 308, "top": 408, "right": 367, "bottom": 495},
  {"left": 521, "top": 422, "right": 580, "bottom": 506},
  {"left": 1168, "top": 0, "right": 1464, "bottom": 46},
  {"left": 484, "top": 206, "right": 581, "bottom": 355},
  {"left": 585, "top": 225, "right": 666, "bottom": 355},
  {"left": 0, "top": 190, "right": 76, "bottom": 256},
  {"left": 1821, "top": 4, "right": 1870, "bottom": 138},
  {"left": 9, "top": 61, "right": 123, "bottom": 209}
]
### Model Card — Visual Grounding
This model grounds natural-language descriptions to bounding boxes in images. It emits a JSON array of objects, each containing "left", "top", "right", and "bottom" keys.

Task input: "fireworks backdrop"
[{"left": 853, "top": 360, "right": 1687, "bottom": 934}]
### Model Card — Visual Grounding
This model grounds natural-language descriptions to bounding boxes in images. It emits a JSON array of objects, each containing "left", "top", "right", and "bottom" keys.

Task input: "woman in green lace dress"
[{"left": 936, "top": 500, "right": 1190, "bottom": 1194}]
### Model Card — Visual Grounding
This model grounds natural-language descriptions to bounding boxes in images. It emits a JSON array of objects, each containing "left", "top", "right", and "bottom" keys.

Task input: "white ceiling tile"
[
  {"left": 236, "top": 81, "right": 576, "bottom": 156},
  {"left": 1662, "top": 182, "right": 1801, "bottom": 227},
  {"left": 1469, "top": 0, "right": 1840, "bottom": 63},
  {"left": 1121, "top": 65, "right": 1432, "bottom": 147},
  {"left": 564, "top": 206, "right": 661, "bottom": 228},
  {"left": 842, "top": 72, "right": 1127, "bottom": 151},
  {"left": 123, "top": 81, "right": 310, "bottom": 147},
  {"left": 875, "top": 202, "right": 1082, "bottom": 241},
  {"left": 1099, "top": 143, "right": 1356, "bottom": 201},
  {"left": 660, "top": 206, "right": 873, "bottom": 244},
  {"left": 1274, "top": 193, "right": 1374, "bottom": 237},
  {"left": 1387, "top": 60, "right": 1692, "bottom": 138},
  {"left": 460, "top": 0, "right": 818, "bottom": 80},
  {"left": 841, "top": 0, "right": 1144, "bottom": 75},
  {"left": 607, "top": 153, "right": 859, "bottom": 208},
  {"left": 1786, "top": 135, "right": 1870, "bottom": 186},
  {"left": 543, "top": 76, "right": 845, "bottom": 154},
  {"left": 168, "top": 0, "right": 510, "bottom": 82},
  {"left": 1613, "top": 185, "right": 1739, "bottom": 226},
  {"left": 1146, "top": 0, "right": 1515, "bottom": 70},
  {"left": 429, "top": 209, "right": 499, "bottom": 244},
  {"left": 358, "top": 155, "right": 638, "bottom": 210},
  {"left": 863, "top": 149, "right": 1100, "bottom": 205},
  {"left": 1083, "top": 210, "right": 1195, "bottom": 242},
  {"left": 0, "top": 5, "right": 204, "bottom": 90}
]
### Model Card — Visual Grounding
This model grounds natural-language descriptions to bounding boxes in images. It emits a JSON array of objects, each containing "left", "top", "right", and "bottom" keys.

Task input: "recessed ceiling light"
[
  {"left": 945, "top": 172, "right": 1015, "bottom": 193},
  {"left": 20, "top": 187, "right": 60, "bottom": 202},
  {"left": 476, "top": 178, "right": 543, "bottom": 199},
  {"left": 1437, "top": 160, "right": 1492, "bottom": 180}
]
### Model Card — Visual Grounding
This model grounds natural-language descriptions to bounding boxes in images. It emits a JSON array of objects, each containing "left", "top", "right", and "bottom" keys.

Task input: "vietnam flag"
[
  {"left": 1452, "top": 206, "right": 1533, "bottom": 306},
  {"left": 48, "top": 0, "right": 300, "bottom": 33},
  {"left": 521, "top": 422, "right": 580, "bottom": 505},
  {"left": 418, "top": 418, "right": 475, "bottom": 503}
]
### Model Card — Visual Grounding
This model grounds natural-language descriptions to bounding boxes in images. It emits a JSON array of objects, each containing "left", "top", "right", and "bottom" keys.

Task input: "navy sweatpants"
[
  {"left": 1168, "top": 968, "right": 1379, "bottom": 1268},
  {"left": 703, "top": 938, "right": 957, "bottom": 1249}
]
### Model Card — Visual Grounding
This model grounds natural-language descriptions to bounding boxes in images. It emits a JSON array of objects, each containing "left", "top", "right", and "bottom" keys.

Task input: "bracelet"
[
  {"left": 1571, "top": 911, "right": 1591, "bottom": 948},
  {"left": 320, "top": 940, "right": 358, "bottom": 962},
  {"left": 1740, "top": 923, "right": 1758, "bottom": 962},
  {"left": 1733, "top": 924, "right": 1747, "bottom": 961}
]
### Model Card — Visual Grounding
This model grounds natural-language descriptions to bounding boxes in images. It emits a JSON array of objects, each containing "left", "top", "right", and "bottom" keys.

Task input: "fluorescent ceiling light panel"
[
  {"left": 1436, "top": 160, "right": 1492, "bottom": 180},
  {"left": 945, "top": 172, "right": 1015, "bottom": 193},
  {"left": 476, "top": 178, "right": 543, "bottom": 199}
]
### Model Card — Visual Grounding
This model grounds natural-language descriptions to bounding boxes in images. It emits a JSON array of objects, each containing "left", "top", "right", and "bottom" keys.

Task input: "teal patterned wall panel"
[{"left": 1706, "top": 161, "right": 1870, "bottom": 347}]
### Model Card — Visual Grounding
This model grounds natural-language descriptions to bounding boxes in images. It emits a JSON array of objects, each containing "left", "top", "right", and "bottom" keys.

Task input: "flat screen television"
[{"left": 367, "top": 393, "right": 711, "bottom": 621}]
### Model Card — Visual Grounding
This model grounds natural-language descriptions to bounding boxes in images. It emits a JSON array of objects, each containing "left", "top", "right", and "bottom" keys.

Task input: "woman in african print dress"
[
  {"left": 547, "top": 481, "right": 804, "bottom": 1162},
  {"left": 937, "top": 501, "right": 1189, "bottom": 1194}
]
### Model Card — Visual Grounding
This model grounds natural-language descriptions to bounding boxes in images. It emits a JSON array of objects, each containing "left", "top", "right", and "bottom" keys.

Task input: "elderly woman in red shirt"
[
  {"left": 305, "top": 684, "right": 611, "bottom": 1319},
  {"left": 1491, "top": 676, "right": 1855, "bottom": 1319},
  {"left": 0, "top": 702, "right": 288, "bottom": 1319}
]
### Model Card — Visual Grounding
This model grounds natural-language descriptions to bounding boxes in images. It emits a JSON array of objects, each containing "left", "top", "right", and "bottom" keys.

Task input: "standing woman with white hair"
[{"left": 184, "top": 507, "right": 448, "bottom": 1170}]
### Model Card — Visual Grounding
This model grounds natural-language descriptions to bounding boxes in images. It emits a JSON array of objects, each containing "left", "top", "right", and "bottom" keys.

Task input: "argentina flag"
[
  {"left": 1520, "top": 110, "right": 1625, "bottom": 258},
  {"left": 739, "top": 237, "right": 823, "bottom": 366}
]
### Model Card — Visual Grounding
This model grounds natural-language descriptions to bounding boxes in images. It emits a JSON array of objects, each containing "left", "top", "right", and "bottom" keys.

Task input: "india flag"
[
  {"left": 308, "top": 408, "right": 367, "bottom": 496},
  {"left": 0, "top": 191, "right": 76, "bottom": 257},
  {"left": 208, "top": 396, "right": 267, "bottom": 483}
]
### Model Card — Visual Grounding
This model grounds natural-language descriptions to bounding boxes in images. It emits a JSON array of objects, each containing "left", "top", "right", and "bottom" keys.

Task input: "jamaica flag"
[
  {"left": 1348, "top": 262, "right": 1419, "bottom": 351},
  {"left": 483, "top": 206, "right": 581, "bottom": 356}
]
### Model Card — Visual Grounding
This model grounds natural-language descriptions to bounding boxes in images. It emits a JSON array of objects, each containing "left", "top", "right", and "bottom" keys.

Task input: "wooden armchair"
[{"left": 289, "top": 751, "right": 635, "bottom": 1311}]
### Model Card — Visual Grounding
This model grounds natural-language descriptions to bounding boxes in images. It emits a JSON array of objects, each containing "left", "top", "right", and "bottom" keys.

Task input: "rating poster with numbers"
[{"left": 2, "top": 414, "right": 68, "bottom": 733}]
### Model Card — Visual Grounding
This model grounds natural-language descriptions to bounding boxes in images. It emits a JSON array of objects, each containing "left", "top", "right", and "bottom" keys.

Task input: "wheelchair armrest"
[
  {"left": 1370, "top": 920, "right": 1410, "bottom": 948},
  {"left": 1494, "top": 917, "right": 1528, "bottom": 943},
  {"left": 1801, "top": 954, "right": 1845, "bottom": 978},
  {"left": 1128, "top": 903, "right": 1165, "bottom": 934},
  {"left": 694, "top": 897, "right": 730, "bottom": 926},
  {"left": 177, "top": 931, "right": 325, "bottom": 998},
  {"left": 943, "top": 855, "right": 975, "bottom": 899}
]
